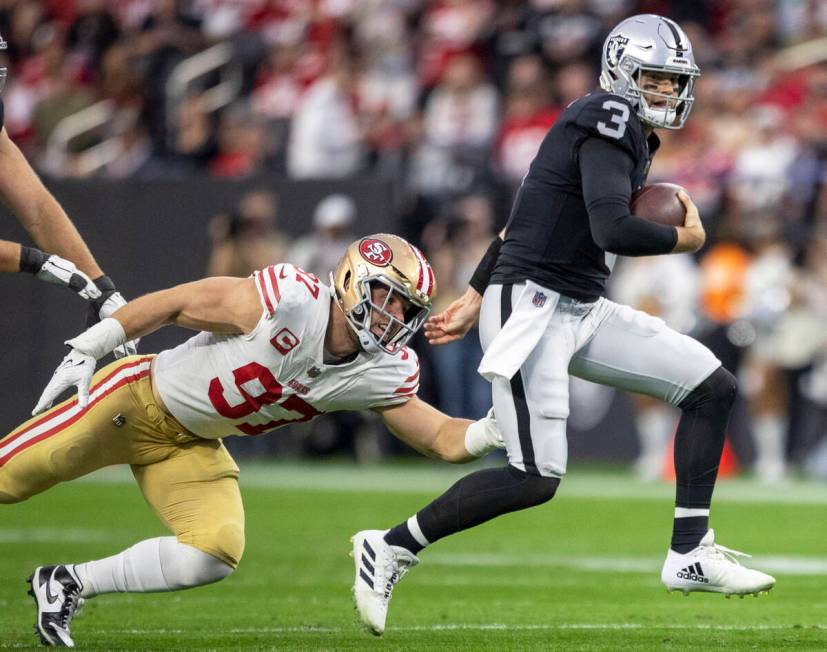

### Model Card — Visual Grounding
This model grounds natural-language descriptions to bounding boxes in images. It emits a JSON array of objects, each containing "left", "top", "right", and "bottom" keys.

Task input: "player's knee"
[
  {"left": 507, "top": 465, "right": 560, "bottom": 507},
  {"left": 0, "top": 472, "right": 29, "bottom": 504},
  {"left": 680, "top": 366, "right": 737, "bottom": 413},
  {"left": 525, "top": 474, "right": 561, "bottom": 506},
  {"left": 191, "top": 522, "right": 246, "bottom": 570},
  {"left": 162, "top": 538, "right": 235, "bottom": 588}
]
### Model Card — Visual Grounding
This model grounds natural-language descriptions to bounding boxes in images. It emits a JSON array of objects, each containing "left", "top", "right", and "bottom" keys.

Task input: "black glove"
[{"left": 86, "top": 275, "right": 139, "bottom": 357}]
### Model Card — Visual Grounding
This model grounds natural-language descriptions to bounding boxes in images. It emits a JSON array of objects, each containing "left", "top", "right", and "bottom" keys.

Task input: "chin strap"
[{"left": 358, "top": 329, "right": 379, "bottom": 353}]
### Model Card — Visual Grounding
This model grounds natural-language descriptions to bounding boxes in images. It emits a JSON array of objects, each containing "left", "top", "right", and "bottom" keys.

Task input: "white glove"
[
  {"left": 36, "top": 255, "right": 102, "bottom": 301},
  {"left": 33, "top": 349, "right": 97, "bottom": 415},
  {"left": 97, "top": 292, "right": 139, "bottom": 357}
]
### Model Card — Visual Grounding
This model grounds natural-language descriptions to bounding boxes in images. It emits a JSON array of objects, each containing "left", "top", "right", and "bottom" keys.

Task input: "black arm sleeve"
[
  {"left": 468, "top": 236, "right": 503, "bottom": 294},
  {"left": 579, "top": 137, "right": 678, "bottom": 256}
]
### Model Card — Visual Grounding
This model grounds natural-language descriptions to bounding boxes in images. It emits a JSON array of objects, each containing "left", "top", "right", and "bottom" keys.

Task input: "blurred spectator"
[
  {"left": 289, "top": 193, "right": 356, "bottom": 277},
  {"left": 610, "top": 254, "right": 701, "bottom": 480},
  {"left": 417, "top": 0, "right": 495, "bottom": 88},
  {"left": 287, "top": 57, "right": 366, "bottom": 178},
  {"left": 494, "top": 54, "right": 558, "bottom": 189},
  {"left": 66, "top": 0, "right": 120, "bottom": 78},
  {"left": 171, "top": 93, "right": 217, "bottom": 171},
  {"left": 209, "top": 101, "right": 268, "bottom": 178},
  {"left": 207, "top": 189, "right": 288, "bottom": 277},
  {"left": 424, "top": 193, "right": 495, "bottom": 419},
  {"left": 408, "top": 52, "right": 498, "bottom": 198}
]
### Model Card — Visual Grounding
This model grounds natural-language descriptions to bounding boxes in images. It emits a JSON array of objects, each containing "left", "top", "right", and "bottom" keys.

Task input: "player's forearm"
[
  {"left": 23, "top": 196, "right": 103, "bottom": 279},
  {"left": 431, "top": 417, "right": 478, "bottom": 463},
  {"left": 110, "top": 286, "right": 191, "bottom": 340},
  {"left": 379, "top": 397, "right": 477, "bottom": 463},
  {"left": 0, "top": 239, "right": 21, "bottom": 272},
  {"left": 0, "top": 130, "right": 103, "bottom": 278},
  {"left": 111, "top": 277, "right": 259, "bottom": 340}
]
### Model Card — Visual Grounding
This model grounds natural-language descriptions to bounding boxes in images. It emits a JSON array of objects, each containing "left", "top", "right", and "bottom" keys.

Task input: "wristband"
[
  {"left": 65, "top": 317, "right": 127, "bottom": 360},
  {"left": 464, "top": 409, "right": 502, "bottom": 457},
  {"left": 19, "top": 246, "right": 48, "bottom": 275},
  {"left": 468, "top": 236, "right": 503, "bottom": 295},
  {"left": 91, "top": 275, "right": 117, "bottom": 311}
]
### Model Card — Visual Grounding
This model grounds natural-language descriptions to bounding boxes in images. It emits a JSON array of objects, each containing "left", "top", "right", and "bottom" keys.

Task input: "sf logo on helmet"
[{"left": 359, "top": 238, "right": 393, "bottom": 267}]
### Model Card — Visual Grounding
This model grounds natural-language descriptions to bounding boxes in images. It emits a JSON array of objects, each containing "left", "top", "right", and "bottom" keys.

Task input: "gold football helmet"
[{"left": 331, "top": 234, "right": 437, "bottom": 354}]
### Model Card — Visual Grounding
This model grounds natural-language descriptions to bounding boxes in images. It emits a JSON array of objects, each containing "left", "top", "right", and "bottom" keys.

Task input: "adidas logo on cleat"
[{"left": 676, "top": 562, "right": 709, "bottom": 583}]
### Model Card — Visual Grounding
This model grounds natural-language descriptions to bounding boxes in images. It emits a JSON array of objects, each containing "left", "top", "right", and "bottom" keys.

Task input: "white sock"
[
  {"left": 635, "top": 406, "right": 674, "bottom": 477},
  {"left": 752, "top": 414, "right": 786, "bottom": 481},
  {"left": 74, "top": 537, "right": 233, "bottom": 598}
]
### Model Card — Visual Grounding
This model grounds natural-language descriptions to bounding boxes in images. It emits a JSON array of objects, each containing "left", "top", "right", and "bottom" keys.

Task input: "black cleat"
[{"left": 27, "top": 565, "right": 84, "bottom": 647}]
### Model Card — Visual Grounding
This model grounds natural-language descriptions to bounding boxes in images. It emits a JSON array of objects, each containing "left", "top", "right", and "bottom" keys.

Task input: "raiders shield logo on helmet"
[{"left": 606, "top": 34, "right": 629, "bottom": 69}]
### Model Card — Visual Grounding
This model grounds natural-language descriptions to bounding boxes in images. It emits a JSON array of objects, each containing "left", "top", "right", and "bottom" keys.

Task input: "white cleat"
[
  {"left": 661, "top": 529, "right": 776, "bottom": 597},
  {"left": 351, "top": 529, "right": 419, "bottom": 636},
  {"left": 27, "top": 565, "right": 85, "bottom": 647}
]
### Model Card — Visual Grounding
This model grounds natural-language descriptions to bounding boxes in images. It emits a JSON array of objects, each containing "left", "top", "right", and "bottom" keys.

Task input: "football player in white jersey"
[{"left": 0, "top": 234, "right": 503, "bottom": 647}]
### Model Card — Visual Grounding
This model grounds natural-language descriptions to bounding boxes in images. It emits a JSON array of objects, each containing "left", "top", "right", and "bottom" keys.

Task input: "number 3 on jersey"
[{"left": 597, "top": 99, "right": 630, "bottom": 139}]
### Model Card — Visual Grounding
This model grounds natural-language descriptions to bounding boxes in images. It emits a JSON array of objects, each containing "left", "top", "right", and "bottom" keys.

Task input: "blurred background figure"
[
  {"left": 287, "top": 56, "right": 366, "bottom": 179},
  {"left": 610, "top": 254, "right": 701, "bottom": 480},
  {"left": 424, "top": 193, "right": 495, "bottom": 420},
  {"left": 207, "top": 189, "right": 288, "bottom": 278},
  {"left": 289, "top": 193, "right": 356, "bottom": 278}
]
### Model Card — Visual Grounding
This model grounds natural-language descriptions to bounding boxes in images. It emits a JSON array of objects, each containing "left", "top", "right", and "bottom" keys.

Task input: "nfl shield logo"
[{"left": 532, "top": 291, "right": 547, "bottom": 308}]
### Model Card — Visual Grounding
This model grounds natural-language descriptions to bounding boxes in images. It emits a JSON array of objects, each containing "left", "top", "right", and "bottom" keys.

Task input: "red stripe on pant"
[{"left": 0, "top": 357, "right": 152, "bottom": 466}]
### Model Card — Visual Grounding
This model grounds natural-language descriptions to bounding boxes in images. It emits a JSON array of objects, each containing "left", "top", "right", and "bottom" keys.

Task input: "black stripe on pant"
[{"left": 500, "top": 284, "right": 539, "bottom": 476}]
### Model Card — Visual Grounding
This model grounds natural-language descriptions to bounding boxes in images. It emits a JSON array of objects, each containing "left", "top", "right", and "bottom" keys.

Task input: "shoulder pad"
[
  {"left": 393, "top": 347, "right": 420, "bottom": 399},
  {"left": 570, "top": 92, "right": 642, "bottom": 156},
  {"left": 254, "top": 263, "right": 325, "bottom": 318},
  {"left": 369, "top": 346, "right": 421, "bottom": 408}
]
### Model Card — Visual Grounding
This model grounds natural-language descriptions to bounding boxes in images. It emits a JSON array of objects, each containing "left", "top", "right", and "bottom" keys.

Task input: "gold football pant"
[{"left": 0, "top": 356, "right": 245, "bottom": 568}]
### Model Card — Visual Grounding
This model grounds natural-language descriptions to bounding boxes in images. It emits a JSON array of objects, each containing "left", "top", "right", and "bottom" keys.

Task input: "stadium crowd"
[{"left": 2, "top": 0, "right": 827, "bottom": 481}]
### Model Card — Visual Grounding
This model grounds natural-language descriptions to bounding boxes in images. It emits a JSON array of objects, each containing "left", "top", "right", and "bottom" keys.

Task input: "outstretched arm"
[
  {"left": 424, "top": 228, "right": 505, "bottom": 345},
  {"left": 33, "top": 276, "right": 263, "bottom": 413},
  {"left": 110, "top": 276, "right": 262, "bottom": 341},
  {"left": 0, "top": 128, "right": 103, "bottom": 279},
  {"left": 374, "top": 397, "right": 502, "bottom": 463},
  {"left": 0, "top": 238, "right": 101, "bottom": 298}
]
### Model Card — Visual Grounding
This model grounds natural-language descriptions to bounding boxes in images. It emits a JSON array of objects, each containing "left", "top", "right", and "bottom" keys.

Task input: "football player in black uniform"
[
  {"left": 352, "top": 14, "right": 775, "bottom": 636},
  {"left": 0, "top": 35, "right": 136, "bottom": 352}
]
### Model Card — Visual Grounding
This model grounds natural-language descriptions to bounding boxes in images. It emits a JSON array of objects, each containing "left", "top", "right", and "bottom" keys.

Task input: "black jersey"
[
  {"left": 0, "top": 99, "right": 4, "bottom": 131},
  {"left": 491, "top": 91, "right": 663, "bottom": 302}
]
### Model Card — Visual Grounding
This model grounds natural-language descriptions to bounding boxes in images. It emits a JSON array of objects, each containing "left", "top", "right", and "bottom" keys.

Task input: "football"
[{"left": 630, "top": 182, "right": 687, "bottom": 227}]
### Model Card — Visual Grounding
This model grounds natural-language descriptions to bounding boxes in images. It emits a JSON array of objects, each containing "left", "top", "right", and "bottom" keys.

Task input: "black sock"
[
  {"left": 384, "top": 465, "right": 559, "bottom": 553},
  {"left": 670, "top": 366, "right": 737, "bottom": 552},
  {"left": 671, "top": 515, "right": 709, "bottom": 553},
  {"left": 384, "top": 520, "right": 425, "bottom": 554}
]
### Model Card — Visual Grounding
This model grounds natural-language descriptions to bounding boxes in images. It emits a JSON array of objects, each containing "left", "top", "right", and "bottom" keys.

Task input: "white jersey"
[{"left": 153, "top": 264, "right": 420, "bottom": 439}]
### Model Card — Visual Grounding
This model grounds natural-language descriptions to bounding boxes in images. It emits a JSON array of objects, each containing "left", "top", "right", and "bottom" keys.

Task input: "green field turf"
[{"left": 1, "top": 461, "right": 826, "bottom": 650}]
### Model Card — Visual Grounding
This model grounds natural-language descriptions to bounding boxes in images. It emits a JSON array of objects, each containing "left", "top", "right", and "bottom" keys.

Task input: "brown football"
[{"left": 630, "top": 182, "right": 686, "bottom": 227}]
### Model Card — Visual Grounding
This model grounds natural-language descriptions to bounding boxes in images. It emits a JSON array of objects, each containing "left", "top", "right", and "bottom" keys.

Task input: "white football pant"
[{"left": 478, "top": 283, "right": 721, "bottom": 478}]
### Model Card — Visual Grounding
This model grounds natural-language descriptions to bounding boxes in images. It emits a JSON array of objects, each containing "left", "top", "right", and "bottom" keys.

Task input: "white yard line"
[
  {"left": 0, "top": 527, "right": 123, "bottom": 544},
  {"left": 426, "top": 552, "right": 827, "bottom": 576},
  {"left": 93, "top": 623, "right": 827, "bottom": 635},
  {"left": 74, "top": 463, "right": 827, "bottom": 505}
]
